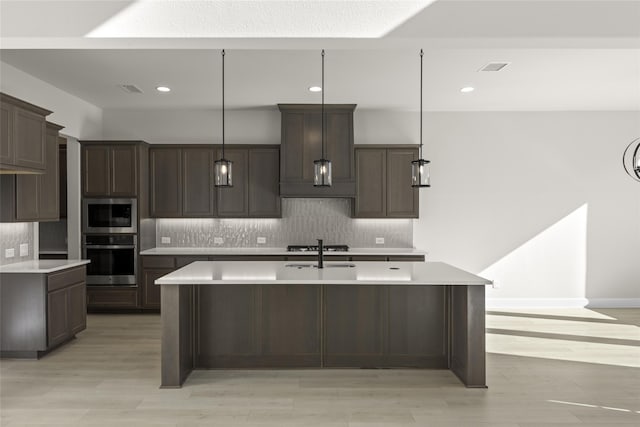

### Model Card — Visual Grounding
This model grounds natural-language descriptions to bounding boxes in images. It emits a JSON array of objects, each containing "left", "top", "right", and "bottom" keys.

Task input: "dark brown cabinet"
[
  {"left": 81, "top": 143, "right": 138, "bottom": 197},
  {"left": 0, "top": 122, "right": 63, "bottom": 222},
  {"left": 353, "top": 146, "right": 419, "bottom": 218},
  {"left": 58, "top": 142, "right": 67, "bottom": 218},
  {"left": 0, "top": 93, "right": 52, "bottom": 173},
  {"left": 217, "top": 148, "right": 248, "bottom": 217},
  {"left": 1, "top": 265, "right": 87, "bottom": 358},
  {"left": 150, "top": 147, "right": 183, "bottom": 217},
  {"left": 278, "top": 104, "right": 356, "bottom": 197},
  {"left": 249, "top": 148, "right": 281, "bottom": 217},
  {"left": 149, "top": 145, "right": 280, "bottom": 218},
  {"left": 183, "top": 148, "right": 215, "bottom": 216},
  {"left": 324, "top": 285, "right": 446, "bottom": 368}
]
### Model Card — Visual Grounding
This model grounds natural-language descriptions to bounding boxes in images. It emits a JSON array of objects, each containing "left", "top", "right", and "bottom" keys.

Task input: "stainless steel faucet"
[{"left": 317, "top": 239, "right": 324, "bottom": 269}]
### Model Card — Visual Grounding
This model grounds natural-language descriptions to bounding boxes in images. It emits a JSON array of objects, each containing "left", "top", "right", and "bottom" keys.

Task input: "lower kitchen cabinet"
[{"left": 0, "top": 265, "right": 87, "bottom": 358}]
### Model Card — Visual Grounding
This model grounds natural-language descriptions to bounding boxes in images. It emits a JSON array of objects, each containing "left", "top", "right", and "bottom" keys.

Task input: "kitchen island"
[{"left": 156, "top": 261, "right": 491, "bottom": 388}]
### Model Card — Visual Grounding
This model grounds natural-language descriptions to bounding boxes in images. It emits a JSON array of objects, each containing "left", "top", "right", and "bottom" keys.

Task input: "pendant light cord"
[
  {"left": 321, "top": 49, "right": 325, "bottom": 160},
  {"left": 222, "top": 49, "right": 226, "bottom": 159},
  {"left": 420, "top": 49, "right": 423, "bottom": 160}
]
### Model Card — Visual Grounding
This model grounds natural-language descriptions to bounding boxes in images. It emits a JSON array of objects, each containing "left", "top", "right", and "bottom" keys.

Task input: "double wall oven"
[{"left": 82, "top": 199, "right": 137, "bottom": 286}]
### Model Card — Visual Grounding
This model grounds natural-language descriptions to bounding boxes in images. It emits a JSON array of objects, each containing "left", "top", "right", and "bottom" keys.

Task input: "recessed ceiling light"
[
  {"left": 309, "top": 86, "right": 322, "bottom": 92},
  {"left": 460, "top": 86, "right": 475, "bottom": 93},
  {"left": 156, "top": 86, "right": 171, "bottom": 93}
]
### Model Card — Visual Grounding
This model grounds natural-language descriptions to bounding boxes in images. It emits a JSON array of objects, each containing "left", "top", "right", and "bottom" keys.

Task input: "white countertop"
[
  {"left": 140, "top": 247, "right": 426, "bottom": 256},
  {"left": 155, "top": 261, "right": 491, "bottom": 286},
  {"left": 0, "top": 259, "right": 90, "bottom": 274}
]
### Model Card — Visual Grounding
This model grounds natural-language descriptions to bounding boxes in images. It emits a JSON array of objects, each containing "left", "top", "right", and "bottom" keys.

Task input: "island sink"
[{"left": 285, "top": 263, "right": 356, "bottom": 268}]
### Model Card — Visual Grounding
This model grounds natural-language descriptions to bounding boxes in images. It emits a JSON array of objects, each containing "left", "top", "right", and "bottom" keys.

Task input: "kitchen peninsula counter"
[{"left": 157, "top": 261, "right": 490, "bottom": 389}]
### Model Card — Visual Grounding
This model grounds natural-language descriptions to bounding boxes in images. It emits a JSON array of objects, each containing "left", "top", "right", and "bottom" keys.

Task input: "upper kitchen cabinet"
[
  {"left": 217, "top": 146, "right": 281, "bottom": 218},
  {"left": 149, "top": 145, "right": 280, "bottom": 218},
  {"left": 81, "top": 142, "right": 139, "bottom": 197},
  {"left": 353, "top": 146, "right": 419, "bottom": 219},
  {"left": 0, "top": 93, "right": 52, "bottom": 173},
  {"left": 278, "top": 104, "right": 356, "bottom": 197},
  {"left": 150, "top": 146, "right": 215, "bottom": 218},
  {"left": 0, "top": 122, "right": 63, "bottom": 222}
]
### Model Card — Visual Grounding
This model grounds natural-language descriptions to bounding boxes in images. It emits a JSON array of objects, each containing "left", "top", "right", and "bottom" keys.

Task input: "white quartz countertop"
[
  {"left": 155, "top": 261, "right": 491, "bottom": 286},
  {"left": 0, "top": 259, "right": 90, "bottom": 274},
  {"left": 140, "top": 247, "right": 426, "bottom": 256}
]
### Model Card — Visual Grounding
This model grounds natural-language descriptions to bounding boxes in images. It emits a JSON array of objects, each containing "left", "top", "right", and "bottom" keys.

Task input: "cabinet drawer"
[
  {"left": 87, "top": 288, "right": 138, "bottom": 308},
  {"left": 176, "top": 256, "right": 209, "bottom": 268},
  {"left": 387, "top": 255, "right": 425, "bottom": 262},
  {"left": 47, "top": 266, "right": 86, "bottom": 292},
  {"left": 350, "top": 256, "right": 388, "bottom": 262},
  {"left": 209, "top": 255, "right": 287, "bottom": 261},
  {"left": 141, "top": 256, "right": 176, "bottom": 269}
]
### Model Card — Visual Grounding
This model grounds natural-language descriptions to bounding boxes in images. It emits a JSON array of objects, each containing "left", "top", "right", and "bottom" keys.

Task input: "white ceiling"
[{"left": 0, "top": 0, "right": 639, "bottom": 112}]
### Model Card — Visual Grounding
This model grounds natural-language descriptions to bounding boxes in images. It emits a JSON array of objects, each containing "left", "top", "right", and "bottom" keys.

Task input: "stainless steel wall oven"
[{"left": 82, "top": 234, "right": 137, "bottom": 286}]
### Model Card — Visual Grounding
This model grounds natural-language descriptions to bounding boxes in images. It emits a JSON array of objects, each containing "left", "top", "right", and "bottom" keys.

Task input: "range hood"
[{"left": 278, "top": 104, "right": 356, "bottom": 198}]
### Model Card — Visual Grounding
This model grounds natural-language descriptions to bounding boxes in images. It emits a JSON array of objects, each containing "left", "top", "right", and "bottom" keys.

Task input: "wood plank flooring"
[{"left": 1, "top": 308, "right": 639, "bottom": 426}]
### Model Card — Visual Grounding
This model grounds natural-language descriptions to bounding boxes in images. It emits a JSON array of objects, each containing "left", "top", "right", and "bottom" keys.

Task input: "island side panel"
[
  {"left": 161, "top": 284, "right": 194, "bottom": 388},
  {"left": 450, "top": 285, "right": 486, "bottom": 388}
]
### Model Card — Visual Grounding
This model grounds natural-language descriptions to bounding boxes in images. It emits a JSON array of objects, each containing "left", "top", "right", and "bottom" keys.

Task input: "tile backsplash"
[
  {"left": 156, "top": 198, "right": 413, "bottom": 248},
  {"left": 0, "top": 222, "right": 35, "bottom": 266}
]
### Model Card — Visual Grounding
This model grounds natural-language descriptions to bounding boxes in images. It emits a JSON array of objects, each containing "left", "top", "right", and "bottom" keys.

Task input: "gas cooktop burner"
[{"left": 287, "top": 245, "right": 349, "bottom": 252}]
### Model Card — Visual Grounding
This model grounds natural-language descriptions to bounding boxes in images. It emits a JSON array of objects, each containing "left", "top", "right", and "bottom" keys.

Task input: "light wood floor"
[{"left": 1, "top": 308, "right": 639, "bottom": 426}]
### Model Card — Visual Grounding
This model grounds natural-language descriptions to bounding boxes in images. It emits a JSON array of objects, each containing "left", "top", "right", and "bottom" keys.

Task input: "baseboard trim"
[
  {"left": 487, "top": 298, "right": 640, "bottom": 309},
  {"left": 486, "top": 298, "right": 589, "bottom": 309},
  {"left": 586, "top": 298, "right": 640, "bottom": 308}
]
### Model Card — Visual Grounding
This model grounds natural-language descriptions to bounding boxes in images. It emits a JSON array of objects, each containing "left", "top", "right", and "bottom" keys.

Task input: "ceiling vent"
[
  {"left": 479, "top": 62, "right": 510, "bottom": 72},
  {"left": 119, "top": 84, "right": 144, "bottom": 94}
]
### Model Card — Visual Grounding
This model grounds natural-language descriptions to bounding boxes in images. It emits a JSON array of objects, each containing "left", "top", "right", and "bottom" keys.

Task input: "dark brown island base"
[{"left": 156, "top": 261, "right": 491, "bottom": 389}]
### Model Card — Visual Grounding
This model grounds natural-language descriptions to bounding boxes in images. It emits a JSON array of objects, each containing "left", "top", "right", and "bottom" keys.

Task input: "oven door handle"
[{"left": 84, "top": 245, "right": 136, "bottom": 249}]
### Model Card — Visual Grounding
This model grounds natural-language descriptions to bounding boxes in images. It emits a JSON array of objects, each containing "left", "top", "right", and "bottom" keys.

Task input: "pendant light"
[
  {"left": 313, "top": 49, "right": 332, "bottom": 187},
  {"left": 214, "top": 49, "right": 232, "bottom": 187},
  {"left": 411, "top": 49, "right": 431, "bottom": 188},
  {"left": 623, "top": 137, "right": 640, "bottom": 182}
]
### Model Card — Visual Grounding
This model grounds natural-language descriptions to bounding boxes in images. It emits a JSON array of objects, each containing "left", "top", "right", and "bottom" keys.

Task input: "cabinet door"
[
  {"left": 142, "top": 268, "right": 172, "bottom": 309},
  {"left": 386, "top": 148, "right": 419, "bottom": 218},
  {"left": 15, "top": 174, "right": 39, "bottom": 221},
  {"left": 216, "top": 148, "right": 248, "bottom": 217},
  {"left": 47, "top": 287, "right": 69, "bottom": 348},
  {"left": 82, "top": 145, "right": 110, "bottom": 196},
  {"left": 326, "top": 111, "right": 354, "bottom": 181},
  {"left": 0, "top": 102, "right": 13, "bottom": 165},
  {"left": 59, "top": 143, "right": 67, "bottom": 218},
  {"left": 13, "top": 107, "right": 46, "bottom": 170},
  {"left": 260, "top": 285, "right": 320, "bottom": 366},
  {"left": 281, "top": 112, "right": 305, "bottom": 182},
  {"left": 37, "top": 126, "right": 60, "bottom": 221},
  {"left": 182, "top": 148, "right": 214, "bottom": 217},
  {"left": 110, "top": 145, "right": 137, "bottom": 196},
  {"left": 68, "top": 282, "right": 86, "bottom": 335},
  {"left": 248, "top": 148, "right": 280, "bottom": 217},
  {"left": 354, "top": 148, "right": 386, "bottom": 217},
  {"left": 150, "top": 148, "right": 182, "bottom": 217},
  {"left": 324, "top": 285, "right": 384, "bottom": 367}
]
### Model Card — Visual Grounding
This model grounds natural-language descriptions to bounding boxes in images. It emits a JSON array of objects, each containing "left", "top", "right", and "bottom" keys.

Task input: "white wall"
[
  {"left": 0, "top": 61, "right": 103, "bottom": 139},
  {"left": 398, "top": 111, "right": 639, "bottom": 307}
]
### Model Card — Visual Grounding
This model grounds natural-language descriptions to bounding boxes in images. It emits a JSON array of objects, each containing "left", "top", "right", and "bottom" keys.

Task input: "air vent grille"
[
  {"left": 479, "top": 62, "right": 510, "bottom": 72},
  {"left": 119, "top": 84, "right": 144, "bottom": 94}
]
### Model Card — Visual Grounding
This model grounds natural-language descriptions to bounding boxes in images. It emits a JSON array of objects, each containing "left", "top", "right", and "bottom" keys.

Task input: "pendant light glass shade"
[
  {"left": 313, "top": 158, "right": 332, "bottom": 187},
  {"left": 411, "top": 158, "right": 430, "bottom": 188},
  {"left": 313, "top": 49, "right": 332, "bottom": 187},
  {"left": 214, "top": 49, "right": 233, "bottom": 187},
  {"left": 412, "top": 49, "right": 431, "bottom": 188},
  {"left": 214, "top": 158, "right": 232, "bottom": 187},
  {"left": 623, "top": 137, "right": 640, "bottom": 182}
]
